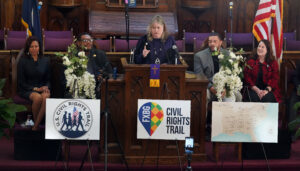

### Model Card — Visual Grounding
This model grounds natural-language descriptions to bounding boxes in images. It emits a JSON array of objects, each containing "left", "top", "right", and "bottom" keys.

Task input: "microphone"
[
  {"left": 145, "top": 42, "right": 150, "bottom": 50},
  {"left": 229, "top": 1, "right": 233, "bottom": 18},
  {"left": 129, "top": 48, "right": 135, "bottom": 64},
  {"left": 172, "top": 45, "right": 179, "bottom": 65}
]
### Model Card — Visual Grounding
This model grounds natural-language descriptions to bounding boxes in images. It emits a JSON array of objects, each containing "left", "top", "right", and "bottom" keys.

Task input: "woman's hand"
[
  {"left": 261, "top": 90, "right": 269, "bottom": 97},
  {"left": 143, "top": 45, "right": 150, "bottom": 58},
  {"left": 221, "top": 88, "right": 226, "bottom": 98},
  {"left": 40, "top": 86, "right": 50, "bottom": 93},
  {"left": 252, "top": 86, "right": 264, "bottom": 99}
]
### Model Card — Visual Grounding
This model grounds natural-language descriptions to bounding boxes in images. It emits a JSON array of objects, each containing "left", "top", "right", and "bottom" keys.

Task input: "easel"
[{"left": 54, "top": 139, "right": 95, "bottom": 171}]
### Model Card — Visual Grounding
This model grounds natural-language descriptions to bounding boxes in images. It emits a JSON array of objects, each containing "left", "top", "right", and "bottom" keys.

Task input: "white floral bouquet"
[
  {"left": 56, "top": 43, "right": 96, "bottom": 99},
  {"left": 212, "top": 50, "right": 244, "bottom": 101}
]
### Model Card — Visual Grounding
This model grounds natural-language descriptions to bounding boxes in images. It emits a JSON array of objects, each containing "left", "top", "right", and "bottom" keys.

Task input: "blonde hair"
[{"left": 147, "top": 15, "right": 169, "bottom": 42}]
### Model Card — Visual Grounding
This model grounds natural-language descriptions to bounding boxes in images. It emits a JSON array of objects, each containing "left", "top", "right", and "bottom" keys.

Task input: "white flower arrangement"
[
  {"left": 56, "top": 43, "right": 96, "bottom": 99},
  {"left": 212, "top": 49, "right": 245, "bottom": 101}
]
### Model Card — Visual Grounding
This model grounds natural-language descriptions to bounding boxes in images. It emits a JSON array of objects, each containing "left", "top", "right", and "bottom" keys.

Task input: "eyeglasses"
[{"left": 81, "top": 39, "right": 93, "bottom": 43}]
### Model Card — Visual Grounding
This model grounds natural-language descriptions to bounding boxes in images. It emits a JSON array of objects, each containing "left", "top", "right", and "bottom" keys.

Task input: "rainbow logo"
[{"left": 138, "top": 102, "right": 164, "bottom": 136}]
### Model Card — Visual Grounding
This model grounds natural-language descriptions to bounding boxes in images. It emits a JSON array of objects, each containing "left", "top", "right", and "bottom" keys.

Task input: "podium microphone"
[{"left": 172, "top": 45, "right": 179, "bottom": 65}]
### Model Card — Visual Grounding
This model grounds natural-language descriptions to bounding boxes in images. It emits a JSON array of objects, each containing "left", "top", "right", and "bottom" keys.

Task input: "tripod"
[
  {"left": 185, "top": 150, "right": 193, "bottom": 171},
  {"left": 101, "top": 75, "right": 129, "bottom": 171}
]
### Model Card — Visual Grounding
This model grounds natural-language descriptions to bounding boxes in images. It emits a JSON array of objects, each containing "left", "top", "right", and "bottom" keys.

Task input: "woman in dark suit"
[
  {"left": 243, "top": 39, "right": 281, "bottom": 102},
  {"left": 17, "top": 36, "right": 51, "bottom": 130},
  {"left": 134, "top": 15, "right": 176, "bottom": 64}
]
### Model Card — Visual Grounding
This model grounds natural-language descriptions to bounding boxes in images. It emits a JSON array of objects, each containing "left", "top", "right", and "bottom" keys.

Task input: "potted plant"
[
  {"left": 0, "top": 78, "right": 26, "bottom": 138},
  {"left": 288, "top": 102, "right": 300, "bottom": 139}
]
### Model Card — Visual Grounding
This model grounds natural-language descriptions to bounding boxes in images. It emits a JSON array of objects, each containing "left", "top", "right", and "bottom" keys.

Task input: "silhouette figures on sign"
[{"left": 60, "top": 107, "right": 85, "bottom": 132}]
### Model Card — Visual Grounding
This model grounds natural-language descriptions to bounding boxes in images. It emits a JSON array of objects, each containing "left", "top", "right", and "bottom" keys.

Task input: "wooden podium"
[{"left": 100, "top": 59, "right": 208, "bottom": 165}]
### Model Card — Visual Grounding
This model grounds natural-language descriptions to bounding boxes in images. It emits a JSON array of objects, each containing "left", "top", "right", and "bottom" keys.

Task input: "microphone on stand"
[
  {"left": 129, "top": 48, "right": 135, "bottom": 64},
  {"left": 229, "top": 1, "right": 233, "bottom": 19},
  {"left": 172, "top": 45, "right": 180, "bottom": 65},
  {"left": 229, "top": 1, "right": 234, "bottom": 48}
]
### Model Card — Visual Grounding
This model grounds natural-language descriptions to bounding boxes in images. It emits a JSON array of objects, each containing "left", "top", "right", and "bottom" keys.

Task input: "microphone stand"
[
  {"left": 125, "top": 3, "right": 130, "bottom": 51},
  {"left": 229, "top": 2, "right": 233, "bottom": 49},
  {"left": 101, "top": 73, "right": 129, "bottom": 171}
]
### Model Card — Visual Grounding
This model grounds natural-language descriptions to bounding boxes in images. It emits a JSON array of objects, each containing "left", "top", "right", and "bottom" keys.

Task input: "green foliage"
[
  {"left": 0, "top": 79, "right": 26, "bottom": 139},
  {"left": 289, "top": 102, "right": 300, "bottom": 139}
]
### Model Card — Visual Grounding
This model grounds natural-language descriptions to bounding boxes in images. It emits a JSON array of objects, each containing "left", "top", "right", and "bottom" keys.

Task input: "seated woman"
[
  {"left": 17, "top": 36, "right": 51, "bottom": 130},
  {"left": 134, "top": 15, "right": 176, "bottom": 64},
  {"left": 243, "top": 39, "right": 281, "bottom": 102}
]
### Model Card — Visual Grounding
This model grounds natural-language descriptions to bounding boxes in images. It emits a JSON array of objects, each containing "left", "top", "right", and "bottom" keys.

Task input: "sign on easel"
[
  {"left": 137, "top": 99, "right": 191, "bottom": 140},
  {"left": 46, "top": 98, "right": 100, "bottom": 140},
  {"left": 211, "top": 102, "right": 278, "bottom": 143}
]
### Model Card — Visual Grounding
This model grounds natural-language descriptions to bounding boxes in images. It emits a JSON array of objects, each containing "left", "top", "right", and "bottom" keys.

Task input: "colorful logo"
[
  {"left": 53, "top": 100, "right": 93, "bottom": 138},
  {"left": 138, "top": 102, "right": 164, "bottom": 136}
]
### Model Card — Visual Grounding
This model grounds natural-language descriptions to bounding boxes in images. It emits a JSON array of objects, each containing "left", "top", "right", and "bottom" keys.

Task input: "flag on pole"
[
  {"left": 252, "top": 0, "right": 283, "bottom": 59},
  {"left": 21, "top": 0, "right": 42, "bottom": 42},
  {"left": 271, "top": 0, "right": 283, "bottom": 60}
]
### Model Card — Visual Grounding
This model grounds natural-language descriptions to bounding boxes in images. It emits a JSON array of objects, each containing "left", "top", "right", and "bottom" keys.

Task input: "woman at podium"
[{"left": 134, "top": 15, "right": 176, "bottom": 64}]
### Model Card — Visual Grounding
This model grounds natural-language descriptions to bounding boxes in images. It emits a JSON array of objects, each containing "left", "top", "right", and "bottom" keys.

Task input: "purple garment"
[{"left": 134, "top": 35, "right": 175, "bottom": 64}]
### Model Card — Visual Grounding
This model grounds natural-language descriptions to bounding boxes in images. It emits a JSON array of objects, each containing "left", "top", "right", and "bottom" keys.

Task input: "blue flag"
[{"left": 21, "top": 0, "right": 42, "bottom": 43}]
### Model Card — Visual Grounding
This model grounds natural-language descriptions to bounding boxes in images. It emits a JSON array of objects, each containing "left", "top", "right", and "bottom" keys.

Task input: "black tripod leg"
[
  {"left": 54, "top": 141, "right": 62, "bottom": 170},
  {"left": 156, "top": 140, "right": 160, "bottom": 171},
  {"left": 88, "top": 141, "right": 95, "bottom": 171},
  {"left": 108, "top": 113, "right": 129, "bottom": 170},
  {"left": 79, "top": 140, "right": 90, "bottom": 171},
  {"left": 140, "top": 139, "right": 150, "bottom": 168},
  {"left": 79, "top": 140, "right": 94, "bottom": 171},
  {"left": 260, "top": 143, "right": 271, "bottom": 171},
  {"left": 175, "top": 140, "right": 183, "bottom": 171}
]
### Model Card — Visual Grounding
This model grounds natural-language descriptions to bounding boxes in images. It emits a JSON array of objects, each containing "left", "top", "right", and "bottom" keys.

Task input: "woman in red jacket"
[{"left": 244, "top": 39, "right": 281, "bottom": 102}]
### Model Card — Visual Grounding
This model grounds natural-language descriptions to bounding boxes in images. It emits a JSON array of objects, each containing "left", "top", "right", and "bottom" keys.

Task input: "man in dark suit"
[
  {"left": 194, "top": 32, "right": 242, "bottom": 104},
  {"left": 77, "top": 33, "right": 112, "bottom": 98},
  {"left": 77, "top": 33, "right": 112, "bottom": 77}
]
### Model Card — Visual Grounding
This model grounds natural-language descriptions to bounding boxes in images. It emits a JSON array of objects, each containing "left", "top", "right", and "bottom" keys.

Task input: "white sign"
[
  {"left": 212, "top": 102, "right": 278, "bottom": 143},
  {"left": 46, "top": 98, "right": 100, "bottom": 140},
  {"left": 137, "top": 99, "right": 191, "bottom": 140}
]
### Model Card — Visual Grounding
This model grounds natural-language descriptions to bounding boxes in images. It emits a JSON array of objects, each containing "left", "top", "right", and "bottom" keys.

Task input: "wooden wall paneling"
[
  {"left": 90, "top": 0, "right": 171, "bottom": 11},
  {"left": 0, "top": 0, "right": 3, "bottom": 28},
  {"left": 286, "top": 0, "right": 300, "bottom": 39},
  {"left": 89, "top": 11, "right": 178, "bottom": 38},
  {"left": 40, "top": 0, "right": 48, "bottom": 29},
  {"left": 283, "top": 0, "right": 297, "bottom": 33},
  {"left": 1, "top": 0, "right": 300, "bottom": 45},
  {"left": 0, "top": 51, "right": 11, "bottom": 98},
  {"left": 244, "top": 0, "right": 257, "bottom": 33},
  {"left": 214, "top": 0, "right": 227, "bottom": 35},
  {"left": 1, "top": 0, "right": 16, "bottom": 29},
  {"left": 46, "top": 4, "right": 87, "bottom": 35},
  {"left": 12, "top": 0, "right": 23, "bottom": 30}
]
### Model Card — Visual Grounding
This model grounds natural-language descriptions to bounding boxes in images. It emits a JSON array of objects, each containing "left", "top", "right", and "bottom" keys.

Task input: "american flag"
[
  {"left": 72, "top": 107, "right": 79, "bottom": 123},
  {"left": 253, "top": 0, "right": 283, "bottom": 60}
]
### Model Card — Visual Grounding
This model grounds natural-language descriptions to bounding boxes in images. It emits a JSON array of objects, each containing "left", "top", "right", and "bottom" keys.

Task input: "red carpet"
[{"left": 0, "top": 137, "right": 300, "bottom": 171}]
